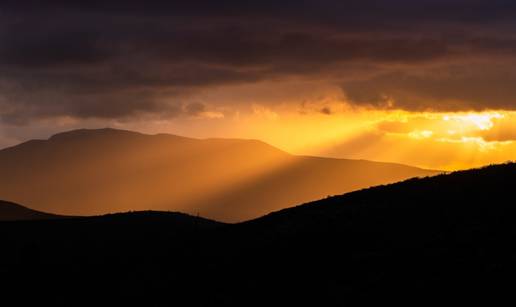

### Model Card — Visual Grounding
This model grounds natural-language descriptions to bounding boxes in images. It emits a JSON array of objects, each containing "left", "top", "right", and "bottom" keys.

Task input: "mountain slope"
[
  {"left": 0, "top": 163, "right": 514, "bottom": 305},
  {"left": 0, "top": 128, "right": 439, "bottom": 222},
  {"left": 0, "top": 200, "right": 65, "bottom": 221},
  {"left": 223, "top": 162, "right": 516, "bottom": 302},
  {"left": 242, "top": 161, "right": 516, "bottom": 232}
]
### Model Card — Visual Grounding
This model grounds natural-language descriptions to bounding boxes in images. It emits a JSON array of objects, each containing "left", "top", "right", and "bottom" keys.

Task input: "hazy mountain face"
[{"left": 0, "top": 128, "right": 438, "bottom": 221}]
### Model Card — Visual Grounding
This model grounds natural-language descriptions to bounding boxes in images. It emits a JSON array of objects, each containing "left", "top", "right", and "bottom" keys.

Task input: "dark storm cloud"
[
  {"left": 5, "top": 1, "right": 516, "bottom": 26},
  {"left": 0, "top": 30, "right": 110, "bottom": 68},
  {"left": 2, "top": 0, "right": 516, "bottom": 123},
  {"left": 342, "top": 65, "right": 516, "bottom": 111}
]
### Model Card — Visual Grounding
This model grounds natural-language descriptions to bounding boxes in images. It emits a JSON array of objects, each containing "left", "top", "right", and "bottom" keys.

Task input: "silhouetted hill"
[
  {"left": 0, "top": 210, "right": 222, "bottom": 242},
  {"left": 0, "top": 163, "right": 515, "bottom": 305},
  {"left": 242, "top": 161, "right": 516, "bottom": 232},
  {"left": 83, "top": 210, "right": 224, "bottom": 233},
  {"left": 0, "top": 128, "right": 438, "bottom": 221},
  {"left": 0, "top": 200, "right": 65, "bottom": 221}
]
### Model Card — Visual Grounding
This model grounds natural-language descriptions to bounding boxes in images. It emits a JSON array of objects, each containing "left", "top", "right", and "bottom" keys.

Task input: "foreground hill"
[
  {"left": 0, "top": 200, "right": 66, "bottom": 221},
  {"left": 0, "top": 163, "right": 515, "bottom": 305},
  {"left": 0, "top": 128, "right": 437, "bottom": 221}
]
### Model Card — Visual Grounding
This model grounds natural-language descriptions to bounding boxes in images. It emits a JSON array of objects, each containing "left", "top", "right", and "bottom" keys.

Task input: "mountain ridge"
[
  {"left": 0, "top": 128, "right": 439, "bottom": 221},
  {"left": 2, "top": 128, "right": 435, "bottom": 170}
]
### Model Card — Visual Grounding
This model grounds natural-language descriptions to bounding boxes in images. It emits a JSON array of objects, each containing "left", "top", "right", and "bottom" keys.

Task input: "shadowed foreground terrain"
[
  {"left": 1, "top": 163, "right": 515, "bottom": 305},
  {"left": 0, "top": 128, "right": 438, "bottom": 222}
]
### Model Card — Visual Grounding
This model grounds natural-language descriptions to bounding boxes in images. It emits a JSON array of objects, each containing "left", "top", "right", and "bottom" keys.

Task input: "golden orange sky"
[
  {"left": 1, "top": 80, "right": 515, "bottom": 171},
  {"left": 85, "top": 82, "right": 514, "bottom": 171},
  {"left": 163, "top": 110, "right": 516, "bottom": 171}
]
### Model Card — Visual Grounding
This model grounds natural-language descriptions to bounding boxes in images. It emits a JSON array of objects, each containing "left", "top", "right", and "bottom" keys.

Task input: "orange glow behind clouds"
[
  {"left": 115, "top": 104, "right": 516, "bottom": 171},
  {"left": 6, "top": 80, "right": 513, "bottom": 172}
]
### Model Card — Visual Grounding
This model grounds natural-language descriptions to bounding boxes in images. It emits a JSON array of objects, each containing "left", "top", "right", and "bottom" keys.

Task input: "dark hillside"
[{"left": 1, "top": 163, "right": 515, "bottom": 305}]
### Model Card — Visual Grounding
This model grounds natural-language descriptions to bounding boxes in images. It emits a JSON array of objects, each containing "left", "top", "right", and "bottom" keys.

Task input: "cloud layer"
[{"left": 2, "top": 0, "right": 516, "bottom": 123}]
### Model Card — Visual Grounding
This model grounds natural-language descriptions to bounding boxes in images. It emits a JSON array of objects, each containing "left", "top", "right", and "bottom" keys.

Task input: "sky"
[{"left": 1, "top": 0, "right": 516, "bottom": 170}]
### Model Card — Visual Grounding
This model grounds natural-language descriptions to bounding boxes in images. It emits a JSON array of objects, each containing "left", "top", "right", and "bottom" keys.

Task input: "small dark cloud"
[
  {"left": 184, "top": 102, "right": 206, "bottom": 116},
  {"left": 320, "top": 107, "right": 332, "bottom": 115}
]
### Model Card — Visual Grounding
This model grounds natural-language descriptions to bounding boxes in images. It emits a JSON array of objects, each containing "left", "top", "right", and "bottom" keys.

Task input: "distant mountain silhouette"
[
  {"left": 0, "top": 163, "right": 515, "bottom": 305},
  {"left": 0, "top": 200, "right": 66, "bottom": 221},
  {"left": 0, "top": 128, "right": 438, "bottom": 221}
]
